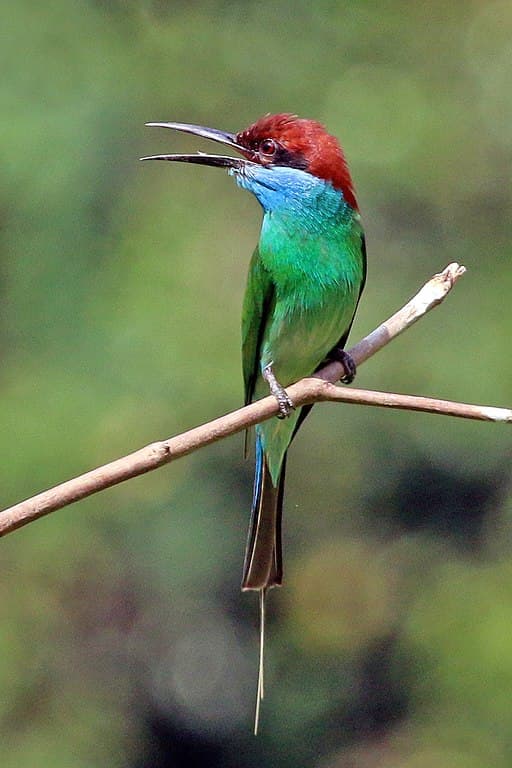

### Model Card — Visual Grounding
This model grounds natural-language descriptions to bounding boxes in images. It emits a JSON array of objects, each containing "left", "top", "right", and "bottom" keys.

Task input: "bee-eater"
[{"left": 142, "top": 114, "right": 366, "bottom": 730}]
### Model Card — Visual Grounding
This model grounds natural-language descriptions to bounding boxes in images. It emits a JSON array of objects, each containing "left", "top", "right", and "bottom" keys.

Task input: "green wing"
[{"left": 242, "top": 246, "right": 275, "bottom": 407}]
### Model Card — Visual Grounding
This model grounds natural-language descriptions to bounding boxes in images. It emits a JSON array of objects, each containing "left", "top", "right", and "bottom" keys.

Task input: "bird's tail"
[
  {"left": 242, "top": 435, "right": 286, "bottom": 733},
  {"left": 242, "top": 435, "right": 285, "bottom": 592}
]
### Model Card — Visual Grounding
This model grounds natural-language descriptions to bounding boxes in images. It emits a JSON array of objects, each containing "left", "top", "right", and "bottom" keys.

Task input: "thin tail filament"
[{"left": 254, "top": 588, "right": 266, "bottom": 735}]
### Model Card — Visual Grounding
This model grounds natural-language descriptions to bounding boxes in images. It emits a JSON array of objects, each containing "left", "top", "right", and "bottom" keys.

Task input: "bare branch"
[
  {"left": 314, "top": 382, "right": 512, "bottom": 422},
  {"left": 2, "top": 261, "right": 504, "bottom": 540}
]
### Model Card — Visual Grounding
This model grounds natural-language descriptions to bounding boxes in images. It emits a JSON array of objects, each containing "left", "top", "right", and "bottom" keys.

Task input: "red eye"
[{"left": 259, "top": 138, "right": 277, "bottom": 156}]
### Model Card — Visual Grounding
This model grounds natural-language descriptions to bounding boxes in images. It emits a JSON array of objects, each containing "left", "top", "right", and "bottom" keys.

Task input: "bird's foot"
[
  {"left": 330, "top": 348, "right": 357, "bottom": 384},
  {"left": 262, "top": 363, "right": 295, "bottom": 419}
]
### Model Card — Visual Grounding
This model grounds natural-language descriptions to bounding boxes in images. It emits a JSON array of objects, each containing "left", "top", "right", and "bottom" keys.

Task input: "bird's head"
[{"left": 142, "top": 113, "right": 357, "bottom": 212}]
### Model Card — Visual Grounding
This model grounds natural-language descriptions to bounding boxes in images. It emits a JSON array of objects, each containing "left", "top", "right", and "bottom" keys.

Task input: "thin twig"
[
  {"left": 2, "top": 262, "right": 505, "bottom": 540},
  {"left": 315, "top": 383, "right": 512, "bottom": 422}
]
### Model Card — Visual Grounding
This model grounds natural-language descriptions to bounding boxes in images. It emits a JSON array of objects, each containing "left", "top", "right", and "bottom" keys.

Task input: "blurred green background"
[{"left": 1, "top": 1, "right": 512, "bottom": 765}]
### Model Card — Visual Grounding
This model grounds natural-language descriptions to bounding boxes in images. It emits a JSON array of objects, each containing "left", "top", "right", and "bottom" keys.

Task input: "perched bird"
[{"left": 142, "top": 114, "right": 366, "bottom": 730}]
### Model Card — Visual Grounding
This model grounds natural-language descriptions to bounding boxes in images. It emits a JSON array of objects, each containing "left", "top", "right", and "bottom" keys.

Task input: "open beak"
[{"left": 140, "top": 121, "right": 254, "bottom": 168}]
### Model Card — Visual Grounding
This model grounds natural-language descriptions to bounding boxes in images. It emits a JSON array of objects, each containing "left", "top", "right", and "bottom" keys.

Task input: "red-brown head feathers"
[{"left": 236, "top": 113, "right": 357, "bottom": 210}]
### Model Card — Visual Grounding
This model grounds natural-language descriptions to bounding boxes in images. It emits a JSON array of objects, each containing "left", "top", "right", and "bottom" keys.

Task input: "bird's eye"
[{"left": 259, "top": 138, "right": 277, "bottom": 156}]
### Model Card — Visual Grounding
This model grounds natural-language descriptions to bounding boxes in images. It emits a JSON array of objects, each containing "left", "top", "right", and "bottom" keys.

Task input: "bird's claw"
[
  {"left": 331, "top": 348, "right": 357, "bottom": 384},
  {"left": 262, "top": 363, "right": 296, "bottom": 419},
  {"left": 275, "top": 389, "right": 295, "bottom": 419}
]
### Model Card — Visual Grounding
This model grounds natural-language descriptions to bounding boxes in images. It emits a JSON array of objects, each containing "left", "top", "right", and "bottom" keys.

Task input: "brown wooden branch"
[{"left": 2, "top": 262, "right": 507, "bottom": 539}]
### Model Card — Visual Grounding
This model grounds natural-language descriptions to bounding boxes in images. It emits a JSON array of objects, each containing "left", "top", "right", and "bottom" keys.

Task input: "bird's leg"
[
  {"left": 329, "top": 347, "right": 357, "bottom": 384},
  {"left": 262, "top": 363, "right": 295, "bottom": 419}
]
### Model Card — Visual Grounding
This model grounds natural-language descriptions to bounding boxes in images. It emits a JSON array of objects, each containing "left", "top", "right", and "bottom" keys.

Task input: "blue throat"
[{"left": 230, "top": 163, "right": 353, "bottom": 226}]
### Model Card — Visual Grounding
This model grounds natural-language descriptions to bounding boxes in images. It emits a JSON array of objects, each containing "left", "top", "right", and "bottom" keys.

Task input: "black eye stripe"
[
  {"left": 273, "top": 145, "right": 308, "bottom": 170},
  {"left": 244, "top": 138, "right": 308, "bottom": 171}
]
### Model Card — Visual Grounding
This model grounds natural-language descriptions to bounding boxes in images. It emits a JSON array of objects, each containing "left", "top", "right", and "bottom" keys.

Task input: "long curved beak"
[{"left": 140, "top": 121, "right": 254, "bottom": 168}]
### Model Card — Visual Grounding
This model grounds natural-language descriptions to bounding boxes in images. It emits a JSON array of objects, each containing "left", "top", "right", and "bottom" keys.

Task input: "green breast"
[{"left": 254, "top": 204, "right": 365, "bottom": 483}]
